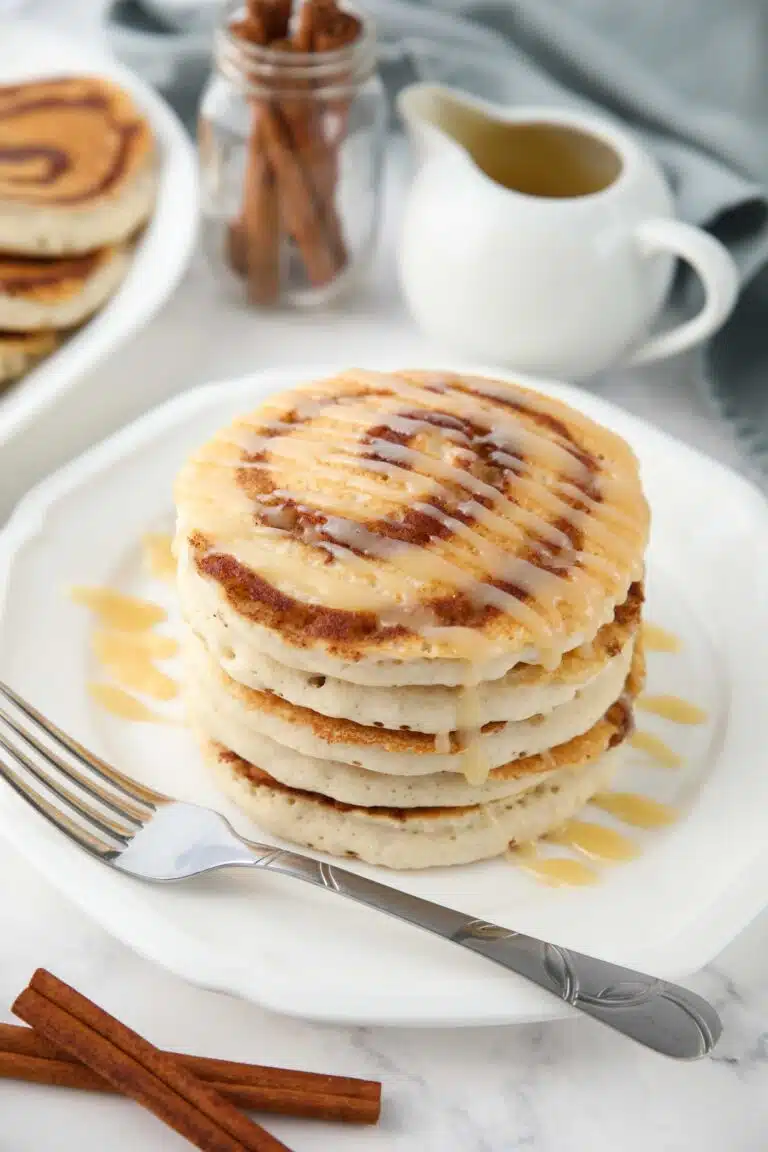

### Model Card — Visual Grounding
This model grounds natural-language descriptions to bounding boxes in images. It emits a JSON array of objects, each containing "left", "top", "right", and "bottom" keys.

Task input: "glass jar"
[{"left": 199, "top": 3, "right": 387, "bottom": 308}]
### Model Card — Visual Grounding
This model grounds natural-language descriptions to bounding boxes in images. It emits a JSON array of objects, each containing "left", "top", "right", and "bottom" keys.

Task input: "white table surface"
[{"left": 1, "top": 6, "right": 768, "bottom": 1150}]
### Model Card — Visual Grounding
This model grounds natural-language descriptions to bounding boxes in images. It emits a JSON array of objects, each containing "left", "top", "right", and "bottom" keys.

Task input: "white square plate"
[
  {"left": 0, "top": 20, "right": 198, "bottom": 447},
  {"left": 0, "top": 365, "right": 766, "bottom": 1027}
]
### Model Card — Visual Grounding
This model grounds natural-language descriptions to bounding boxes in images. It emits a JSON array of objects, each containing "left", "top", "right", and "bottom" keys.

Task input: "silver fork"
[{"left": 0, "top": 679, "right": 721, "bottom": 1059}]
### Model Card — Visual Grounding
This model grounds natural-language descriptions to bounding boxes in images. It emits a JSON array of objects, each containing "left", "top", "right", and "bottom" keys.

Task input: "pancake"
[
  {"left": 175, "top": 368, "right": 649, "bottom": 685},
  {"left": 0, "top": 328, "right": 57, "bottom": 385},
  {"left": 203, "top": 739, "right": 625, "bottom": 869},
  {"left": 0, "top": 246, "right": 130, "bottom": 330},
  {"left": 179, "top": 367, "right": 650, "bottom": 867},
  {"left": 189, "top": 579, "right": 643, "bottom": 731},
  {"left": 191, "top": 662, "right": 638, "bottom": 807},
  {"left": 184, "top": 627, "right": 636, "bottom": 776},
  {"left": 0, "top": 76, "right": 156, "bottom": 255}
]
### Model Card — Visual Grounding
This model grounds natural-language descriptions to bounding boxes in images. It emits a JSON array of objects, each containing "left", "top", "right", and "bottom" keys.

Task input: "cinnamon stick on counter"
[
  {"left": 0, "top": 1022, "right": 381, "bottom": 1124},
  {"left": 13, "top": 969, "right": 291, "bottom": 1151}
]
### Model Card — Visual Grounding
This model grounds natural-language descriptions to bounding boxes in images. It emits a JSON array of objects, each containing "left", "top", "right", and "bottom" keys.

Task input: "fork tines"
[{"left": 0, "top": 680, "right": 159, "bottom": 859}]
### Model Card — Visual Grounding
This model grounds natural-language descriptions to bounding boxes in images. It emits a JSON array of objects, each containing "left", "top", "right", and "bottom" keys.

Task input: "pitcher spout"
[{"left": 397, "top": 82, "right": 474, "bottom": 172}]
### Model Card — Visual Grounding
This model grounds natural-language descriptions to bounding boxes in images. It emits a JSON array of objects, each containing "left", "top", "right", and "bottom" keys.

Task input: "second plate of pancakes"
[
  {"left": 0, "top": 364, "right": 765, "bottom": 1027},
  {"left": 0, "top": 19, "right": 197, "bottom": 447}
]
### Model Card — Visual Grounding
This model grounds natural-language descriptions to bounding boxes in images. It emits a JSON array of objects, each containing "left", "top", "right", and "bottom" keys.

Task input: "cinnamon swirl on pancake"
[
  {"left": 0, "top": 76, "right": 156, "bottom": 255},
  {"left": 176, "top": 368, "right": 649, "bottom": 868},
  {"left": 0, "top": 245, "right": 130, "bottom": 330}
]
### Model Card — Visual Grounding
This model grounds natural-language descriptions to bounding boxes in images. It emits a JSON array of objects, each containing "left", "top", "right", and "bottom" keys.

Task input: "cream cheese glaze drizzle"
[
  {"left": 185, "top": 372, "right": 646, "bottom": 641},
  {"left": 454, "top": 674, "right": 488, "bottom": 785}
]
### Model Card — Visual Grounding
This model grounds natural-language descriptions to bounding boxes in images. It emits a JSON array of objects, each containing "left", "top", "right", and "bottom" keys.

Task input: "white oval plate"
[
  {"left": 0, "top": 20, "right": 198, "bottom": 447},
  {"left": 1, "top": 364, "right": 767, "bottom": 1028}
]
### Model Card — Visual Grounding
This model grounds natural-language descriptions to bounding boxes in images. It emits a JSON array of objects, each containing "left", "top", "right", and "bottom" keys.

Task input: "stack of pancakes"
[
  {"left": 0, "top": 76, "right": 156, "bottom": 388},
  {"left": 175, "top": 369, "right": 649, "bottom": 869}
]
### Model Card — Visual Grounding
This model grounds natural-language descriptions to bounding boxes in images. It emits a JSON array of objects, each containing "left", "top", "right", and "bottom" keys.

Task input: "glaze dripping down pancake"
[
  {"left": 192, "top": 642, "right": 642, "bottom": 810},
  {"left": 189, "top": 577, "right": 643, "bottom": 730},
  {"left": 184, "top": 626, "right": 638, "bottom": 776}
]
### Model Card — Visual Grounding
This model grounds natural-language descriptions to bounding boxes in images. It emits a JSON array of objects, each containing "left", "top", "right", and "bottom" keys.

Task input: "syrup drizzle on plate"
[
  {"left": 87, "top": 682, "right": 166, "bottom": 723},
  {"left": 507, "top": 622, "right": 698, "bottom": 884},
  {"left": 70, "top": 584, "right": 177, "bottom": 723},
  {"left": 547, "top": 818, "right": 638, "bottom": 861},
  {"left": 142, "top": 532, "right": 176, "bottom": 584},
  {"left": 508, "top": 842, "right": 599, "bottom": 886},
  {"left": 641, "top": 623, "right": 680, "bottom": 652},
  {"left": 590, "top": 791, "right": 677, "bottom": 828},
  {"left": 629, "top": 730, "right": 683, "bottom": 769},
  {"left": 69, "top": 586, "right": 166, "bottom": 632},
  {"left": 92, "top": 630, "right": 178, "bottom": 702},
  {"left": 637, "top": 694, "right": 707, "bottom": 725}
]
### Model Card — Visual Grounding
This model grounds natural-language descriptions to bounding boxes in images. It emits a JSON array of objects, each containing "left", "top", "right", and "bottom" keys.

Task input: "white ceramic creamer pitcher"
[{"left": 397, "top": 84, "right": 738, "bottom": 379}]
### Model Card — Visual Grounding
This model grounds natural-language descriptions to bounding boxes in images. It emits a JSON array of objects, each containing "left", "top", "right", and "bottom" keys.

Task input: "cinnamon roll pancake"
[
  {"left": 176, "top": 368, "right": 649, "bottom": 679},
  {"left": 0, "top": 76, "right": 156, "bottom": 255},
  {"left": 0, "top": 245, "right": 130, "bottom": 330},
  {"left": 177, "top": 368, "right": 650, "bottom": 868},
  {"left": 0, "top": 329, "right": 57, "bottom": 386}
]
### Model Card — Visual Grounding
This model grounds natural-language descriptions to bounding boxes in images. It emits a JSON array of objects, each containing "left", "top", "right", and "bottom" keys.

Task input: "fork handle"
[{"left": 252, "top": 846, "right": 720, "bottom": 1059}]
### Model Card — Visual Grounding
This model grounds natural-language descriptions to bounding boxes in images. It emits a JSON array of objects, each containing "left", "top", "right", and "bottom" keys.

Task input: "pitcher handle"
[{"left": 626, "top": 219, "right": 738, "bottom": 366}]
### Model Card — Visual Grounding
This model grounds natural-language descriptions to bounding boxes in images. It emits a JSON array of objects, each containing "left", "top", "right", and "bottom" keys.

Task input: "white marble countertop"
[
  {"left": 1, "top": 5, "right": 768, "bottom": 1149},
  {"left": 0, "top": 844, "right": 767, "bottom": 1152}
]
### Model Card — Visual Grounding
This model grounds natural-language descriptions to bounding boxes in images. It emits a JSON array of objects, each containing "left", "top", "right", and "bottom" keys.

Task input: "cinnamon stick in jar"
[
  {"left": 225, "top": 0, "right": 363, "bottom": 304},
  {"left": 303, "top": 0, "right": 361, "bottom": 252},
  {"left": 282, "top": 0, "right": 360, "bottom": 273},
  {"left": 229, "top": 0, "right": 292, "bottom": 304}
]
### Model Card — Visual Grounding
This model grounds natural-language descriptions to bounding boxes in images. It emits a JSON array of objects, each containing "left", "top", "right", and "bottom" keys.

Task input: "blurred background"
[{"left": 2, "top": 0, "right": 767, "bottom": 513}]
